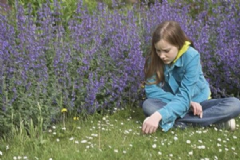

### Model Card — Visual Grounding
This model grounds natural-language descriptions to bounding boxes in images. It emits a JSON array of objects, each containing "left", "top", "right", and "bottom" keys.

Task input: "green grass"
[{"left": 0, "top": 106, "right": 240, "bottom": 160}]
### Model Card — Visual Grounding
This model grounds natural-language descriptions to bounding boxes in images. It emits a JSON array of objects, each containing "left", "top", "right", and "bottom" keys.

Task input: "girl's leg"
[
  {"left": 177, "top": 97, "right": 240, "bottom": 127},
  {"left": 142, "top": 99, "right": 166, "bottom": 117}
]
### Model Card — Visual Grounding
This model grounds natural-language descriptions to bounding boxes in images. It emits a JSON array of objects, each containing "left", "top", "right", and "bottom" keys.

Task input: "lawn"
[{"left": 1, "top": 105, "right": 239, "bottom": 160}]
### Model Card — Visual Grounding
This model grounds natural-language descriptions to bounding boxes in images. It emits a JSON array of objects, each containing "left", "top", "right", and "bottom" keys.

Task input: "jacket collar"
[{"left": 172, "top": 41, "right": 191, "bottom": 66}]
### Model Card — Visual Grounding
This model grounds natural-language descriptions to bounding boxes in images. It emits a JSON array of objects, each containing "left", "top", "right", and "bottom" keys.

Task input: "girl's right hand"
[{"left": 190, "top": 101, "right": 203, "bottom": 118}]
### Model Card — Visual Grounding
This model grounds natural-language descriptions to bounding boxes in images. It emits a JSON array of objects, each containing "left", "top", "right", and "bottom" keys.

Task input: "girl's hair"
[{"left": 144, "top": 21, "right": 193, "bottom": 84}]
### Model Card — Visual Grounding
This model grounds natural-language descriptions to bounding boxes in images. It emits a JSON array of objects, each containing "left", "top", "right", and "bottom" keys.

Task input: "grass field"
[{"left": 0, "top": 105, "right": 239, "bottom": 160}]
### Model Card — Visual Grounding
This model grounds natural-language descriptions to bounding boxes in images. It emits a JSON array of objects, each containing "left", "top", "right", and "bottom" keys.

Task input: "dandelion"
[
  {"left": 152, "top": 144, "right": 157, "bottom": 148},
  {"left": 73, "top": 117, "right": 79, "bottom": 120},
  {"left": 61, "top": 108, "right": 67, "bottom": 113},
  {"left": 186, "top": 140, "right": 191, "bottom": 144}
]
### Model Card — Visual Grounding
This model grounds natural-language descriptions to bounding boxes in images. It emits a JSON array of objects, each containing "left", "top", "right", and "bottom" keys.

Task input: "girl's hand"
[
  {"left": 190, "top": 101, "right": 203, "bottom": 118},
  {"left": 142, "top": 112, "right": 162, "bottom": 134}
]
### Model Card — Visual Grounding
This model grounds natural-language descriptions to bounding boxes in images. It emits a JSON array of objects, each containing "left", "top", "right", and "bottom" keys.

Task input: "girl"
[{"left": 142, "top": 21, "right": 240, "bottom": 134}]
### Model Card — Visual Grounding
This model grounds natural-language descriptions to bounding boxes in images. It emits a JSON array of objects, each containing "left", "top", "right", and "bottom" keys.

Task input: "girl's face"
[{"left": 154, "top": 39, "right": 179, "bottom": 64}]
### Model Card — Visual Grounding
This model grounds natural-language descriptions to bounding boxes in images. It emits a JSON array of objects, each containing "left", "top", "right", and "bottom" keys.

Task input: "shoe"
[{"left": 218, "top": 118, "right": 236, "bottom": 131}]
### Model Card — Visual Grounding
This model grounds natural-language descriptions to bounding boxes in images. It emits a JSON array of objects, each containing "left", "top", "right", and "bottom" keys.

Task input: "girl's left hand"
[{"left": 142, "top": 112, "right": 162, "bottom": 134}]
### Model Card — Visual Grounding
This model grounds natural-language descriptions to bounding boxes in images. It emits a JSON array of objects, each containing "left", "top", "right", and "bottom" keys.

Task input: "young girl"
[{"left": 142, "top": 21, "right": 240, "bottom": 134}]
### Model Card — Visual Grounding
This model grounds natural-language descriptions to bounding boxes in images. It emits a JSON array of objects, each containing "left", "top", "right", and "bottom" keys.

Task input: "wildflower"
[
  {"left": 81, "top": 140, "right": 87, "bottom": 143},
  {"left": 114, "top": 149, "right": 118, "bottom": 153},
  {"left": 158, "top": 151, "right": 162, "bottom": 155},
  {"left": 0, "top": 151, "right": 2, "bottom": 156},
  {"left": 69, "top": 137, "right": 74, "bottom": 141},
  {"left": 186, "top": 140, "right": 191, "bottom": 144},
  {"left": 197, "top": 145, "right": 206, "bottom": 149},
  {"left": 198, "top": 140, "right": 202, "bottom": 143},
  {"left": 174, "top": 137, "right": 178, "bottom": 141},
  {"left": 217, "top": 143, "right": 221, "bottom": 147},
  {"left": 62, "top": 127, "right": 66, "bottom": 130},
  {"left": 188, "top": 151, "right": 193, "bottom": 155},
  {"left": 23, "top": 156, "right": 28, "bottom": 159},
  {"left": 61, "top": 108, "right": 67, "bottom": 113},
  {"left": 52, "top": 126, "right": 56, "bottom": 129},
  {"left": 56, "top": 139, "right": 60, "bottom": 142},
  {"left": 152, "top": 144, "right": 157, "bottom": 148},
  {"left": 233, "top": 136, "right": 237, "bottom": 139},
  {"left": 73, "top": 117, "right": 79, "bottom": 120},
  {"left": 123, "top": 150, "right": 127, "bottom": 154},
  {"left": 75, "top": 141, "right": 79, "bottom": 144},
  {"left": 6, "top": 145, "right": 9, "bottom": 150}
]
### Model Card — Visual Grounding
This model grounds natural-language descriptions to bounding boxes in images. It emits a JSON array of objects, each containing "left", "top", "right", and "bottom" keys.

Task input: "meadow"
[{"left": 0, "top": 0, "right": 240, "bottom": 159}]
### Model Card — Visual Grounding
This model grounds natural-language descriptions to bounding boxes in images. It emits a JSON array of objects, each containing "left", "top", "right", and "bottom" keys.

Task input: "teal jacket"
[{"left": 145, "top": 46, "right": 211, "bottom": 131}]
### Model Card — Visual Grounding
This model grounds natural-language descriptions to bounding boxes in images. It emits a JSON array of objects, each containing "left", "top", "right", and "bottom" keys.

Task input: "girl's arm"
[{"left": 158, "top": 53, "right": 201, "bottom": 131}]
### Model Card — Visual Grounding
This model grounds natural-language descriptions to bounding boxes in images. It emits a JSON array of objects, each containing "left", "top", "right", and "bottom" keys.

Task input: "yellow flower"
[
  {"left": 73, "top": 117, "right": 79, "bottom": 120},
  {"left": 61, "top": 108, "right": 67, "bottom": 113},
  {"left": 141, "top": 84, "right": 145, "bottom": 88}
]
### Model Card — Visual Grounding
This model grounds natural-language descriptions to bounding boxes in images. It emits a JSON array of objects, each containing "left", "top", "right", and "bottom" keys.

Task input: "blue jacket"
[{"left": 145, "top": 46, "right": 211, "bottom": 131}]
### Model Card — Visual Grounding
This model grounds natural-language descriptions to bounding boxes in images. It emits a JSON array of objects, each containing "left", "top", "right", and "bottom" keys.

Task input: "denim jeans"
[{"left": 142, "top": 97, "right": 240, "bottom": 128}]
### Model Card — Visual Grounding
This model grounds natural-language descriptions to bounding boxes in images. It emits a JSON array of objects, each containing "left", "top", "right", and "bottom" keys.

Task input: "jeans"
[{"left": 142, "top": 97, "right": 240, "bottom": 128}]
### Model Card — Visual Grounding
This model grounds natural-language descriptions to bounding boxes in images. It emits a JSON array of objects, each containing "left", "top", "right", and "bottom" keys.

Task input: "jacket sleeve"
[
  {"left": 145, "top": 78, "right": 174, "bottom": 103},
  {"left": 158, "top": 54, "right": 200, "bottom": 130}
]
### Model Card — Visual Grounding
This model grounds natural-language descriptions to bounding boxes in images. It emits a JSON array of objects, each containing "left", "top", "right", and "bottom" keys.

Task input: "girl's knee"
[{"left": 227, "top": 97, "right": 240, "bottom": 113}]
